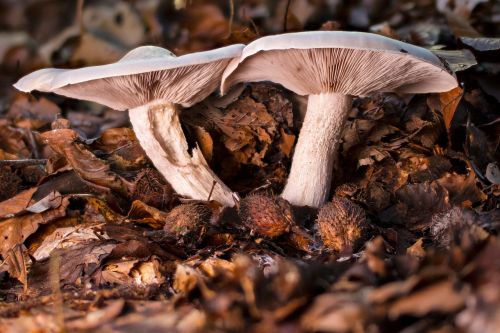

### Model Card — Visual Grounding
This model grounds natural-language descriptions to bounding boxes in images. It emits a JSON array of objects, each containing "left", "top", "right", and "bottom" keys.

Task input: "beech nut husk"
[
  {"left": 164, "top": 203, "right": 212, "bottom": 241},
  {"left": 239, "top": 194, "right": 294, "bottom": 238},
  {"left": 316, "top": 197, "right": 368, "bottom": 253}
]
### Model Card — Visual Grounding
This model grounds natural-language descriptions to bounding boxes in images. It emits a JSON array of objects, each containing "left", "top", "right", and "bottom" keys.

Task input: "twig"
[
  {"left": 0, "top": 159, "right": 47, "bottom": 167},
  {"left": 226, "top": 0, "right": 235, "bottom": 38},
  {"left": 76, "top": 0, "right": 85, "bottom": 35},
  {"left": 283, "top": 0, "right": 292, "bottom": 32},
  {"left": 49, "top": 252, "right": 67, "bottom": 333},
  {"left": 207, "top": 180, "right": 216, "bottom": 202}
]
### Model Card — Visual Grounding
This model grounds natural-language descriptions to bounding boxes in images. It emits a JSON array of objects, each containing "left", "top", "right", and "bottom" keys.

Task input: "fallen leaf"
[
  {"left": 0, "top": 187, "right": 37, "bottom": 218},
  {"left": 0, "top": 197, "right": 69, "bottom": 283},
  {"left": 7, "top": 95, "right": 61, "bottom": 130},
  {"left": 407, "top": 238, "right": 426, "bottom": 259},
  {"left": 278, "top": 128, "right": 295, "bottom": 157},
  {"left": 428, "top": 86, "right": 463, "bottom": 132},
  {"left": 301, "top": 293, "right": 366, "bottom": 333},
  {"left": 460, "top": 37, "right": 500, "bottom": 52},
  {"left": 431, "top": 48, "right": 477, "bottom": 72},
  {"left": 388, "top": 279, "right": 465, "bottom": 318},
  {"left": 66, "top": 299, "right": 125, "bottom": 331},
  {"left": 194, "top": 126, "right": 214, "bottom": 162},
  {"left": 42, "top": 129, "right": 133, "bottom": 197},
  {"left": 437, "top": 172, "right": 487, "bottom": 207}
]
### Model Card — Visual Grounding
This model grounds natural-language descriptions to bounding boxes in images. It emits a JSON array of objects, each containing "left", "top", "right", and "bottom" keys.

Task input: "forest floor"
[{"left": 0, "top": 1, "right": 499, "bottom": 332}]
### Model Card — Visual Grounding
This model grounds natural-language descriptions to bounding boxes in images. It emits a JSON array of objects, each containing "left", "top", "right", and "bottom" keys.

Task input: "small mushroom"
[
  {"left": 222, "top": 31, "right": 458, "bottom": 207},
  {"left": 14, "top": 44, "right": 244, "bottom": 206}
]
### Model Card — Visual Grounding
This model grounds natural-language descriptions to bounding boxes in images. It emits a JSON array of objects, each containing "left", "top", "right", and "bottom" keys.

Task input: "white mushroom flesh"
[{"left": 129, "top": 100, "right": 236, "bottom": 206}]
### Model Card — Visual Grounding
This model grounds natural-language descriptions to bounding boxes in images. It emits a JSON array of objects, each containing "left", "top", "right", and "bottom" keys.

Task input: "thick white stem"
[
  {"left": 129, "top": 100, "right": 238, "bottom": 206},
  {"left": 281, "top": 93, "right": 352, "bottom": 208}
]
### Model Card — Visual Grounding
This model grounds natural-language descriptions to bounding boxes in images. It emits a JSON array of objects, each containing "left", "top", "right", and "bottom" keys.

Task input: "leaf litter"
[{"left": 0, "top": 0, "right": 499, "bottom": 332}]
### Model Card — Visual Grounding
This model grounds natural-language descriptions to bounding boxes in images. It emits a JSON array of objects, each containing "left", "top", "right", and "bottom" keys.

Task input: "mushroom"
[
  {"left": 14, "top": 44, "right": 245, "bottom": 206},
  {"left": 221, "top": 31, "right": 458, "bottom": 207}
]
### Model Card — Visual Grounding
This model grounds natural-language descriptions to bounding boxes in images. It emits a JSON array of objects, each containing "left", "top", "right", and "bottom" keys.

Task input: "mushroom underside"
[
  {"left": 54, "top": 60, "right": 231, "bottom": 110},
  {"left": 223, "top": 48, "right": 456, "bottom": 96}
]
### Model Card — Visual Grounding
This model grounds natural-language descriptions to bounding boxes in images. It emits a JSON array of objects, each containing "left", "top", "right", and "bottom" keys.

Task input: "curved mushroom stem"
[
  {"left": 281, "top": 93, "right": 352, "bottom": 208},
  {"left": 129, "top": 100, "right": 238, "bottom": 206}
]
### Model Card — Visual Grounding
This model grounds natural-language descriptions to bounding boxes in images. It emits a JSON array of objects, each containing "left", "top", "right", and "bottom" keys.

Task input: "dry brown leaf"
[
  {"left": 100, "top": 260, "right": 139, "bottom": 285},
  {"left": 278, "top": 128, "right": 295, "bottom": 157},
  {"left": 437, "top": 172, "right": 487, "bottom": 207},
  {"left": 194, "top": 126, "right": 214, "bottom": 162},
  {"left": 179, "top": 4, "right": 229, "bottom": 52},
  {"left": 0, "top": 187, "right": 37, "bottom": 218},
  {"left": 42, "top": 129, "right": 133, "bottom": 197},
  {"left": 407, "top": 238, "right": 426, "bottom": 259},
  {"left": 83, "top": 196, "right": 125, "bottom": 224},
  {"left": 0, "top": 125, "right": 32, "bottom": 158},
  {"left": 1, "top": 244, "right": 28, "bottom": 290},
  {"left": 301, "top": 293, "right": 366, "bottom": 333},
  {"left": 174, "top": 264, "right": 201, "bottom": 294},
  {"left": 66, "top": 299, "right": 125, "bottom": 331},
  {"left": 445, "top": 11, "right": 481, "bottom": 37},
  {"left": 219, "top": 96, "right": 277, "bottom": 166},
  {"left": 128, "top": 200, "right": 169, "bottom": 229},
  {"left": 27, "top": 218, "right": 105, "bottom": 261},
  {"left": 56, "top": 241, "right": 117, "bottom": 284},
  {"left": 0, "top": 197, "right": 69, "bottom": 283},
  {"left": 388, "top": 279, "right": 466, "bottom": 318},
  {"left": 428, "top": 86, "right": 463, "bottom": 131},
  {"left": 8, "top": 95, "right": 61, "bottom": 130}
]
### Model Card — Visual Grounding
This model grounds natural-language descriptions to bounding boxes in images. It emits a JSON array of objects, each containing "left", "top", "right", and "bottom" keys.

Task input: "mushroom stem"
[
  {"left": 129, "top": 100, "right": 237, "bottom": 206},
  {"left": 281, "top": 93, "right": 352, "bottom": 207}
]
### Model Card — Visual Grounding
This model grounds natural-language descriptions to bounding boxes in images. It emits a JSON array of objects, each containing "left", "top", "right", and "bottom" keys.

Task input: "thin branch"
[
  {"left": 283, "top": 0, "right": 292, "bottom": 32},
  {"left": 207, "top": 180, "right": 216, "bottom": 202},
  {"left": 226, "top": 0, "right": 235, "bottom": 38},
  {"left": 76, "top": 0, "right": 85, "bottom": 35},
  {"left": 0, "top": 159, "right": 47, "bottom": 167}
]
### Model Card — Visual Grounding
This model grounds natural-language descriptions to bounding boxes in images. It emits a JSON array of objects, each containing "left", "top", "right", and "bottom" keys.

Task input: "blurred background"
[{"left": 1, "top": 0, "right": 499, "bottom": 77}]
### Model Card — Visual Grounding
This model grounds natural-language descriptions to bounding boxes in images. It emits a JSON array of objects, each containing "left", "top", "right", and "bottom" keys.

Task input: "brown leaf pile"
[{"left": 0, "top": 0, "right": 499, "bottom": 332}]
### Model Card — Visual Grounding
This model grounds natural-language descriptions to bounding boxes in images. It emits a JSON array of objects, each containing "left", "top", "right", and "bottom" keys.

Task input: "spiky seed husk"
[
  {"left": 164, "top": 203, "right": 212, "bottom": 240},
  {"left": 239, "top": 194, "right": 294, "bottom": 238},
  {"left": 133, "top": 168, "right": 174, "bottom": 209},
  {"left": 316, "top": 197, "right": 368, "bottom": 252}
]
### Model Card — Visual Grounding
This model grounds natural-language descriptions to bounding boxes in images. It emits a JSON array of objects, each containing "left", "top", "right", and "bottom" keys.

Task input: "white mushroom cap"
[
  {"left": 14, "top": 44, "right": 245, "bottom": 110},
  {"left": 221, "top": 31, "right": 457, "bottom": 96}
]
